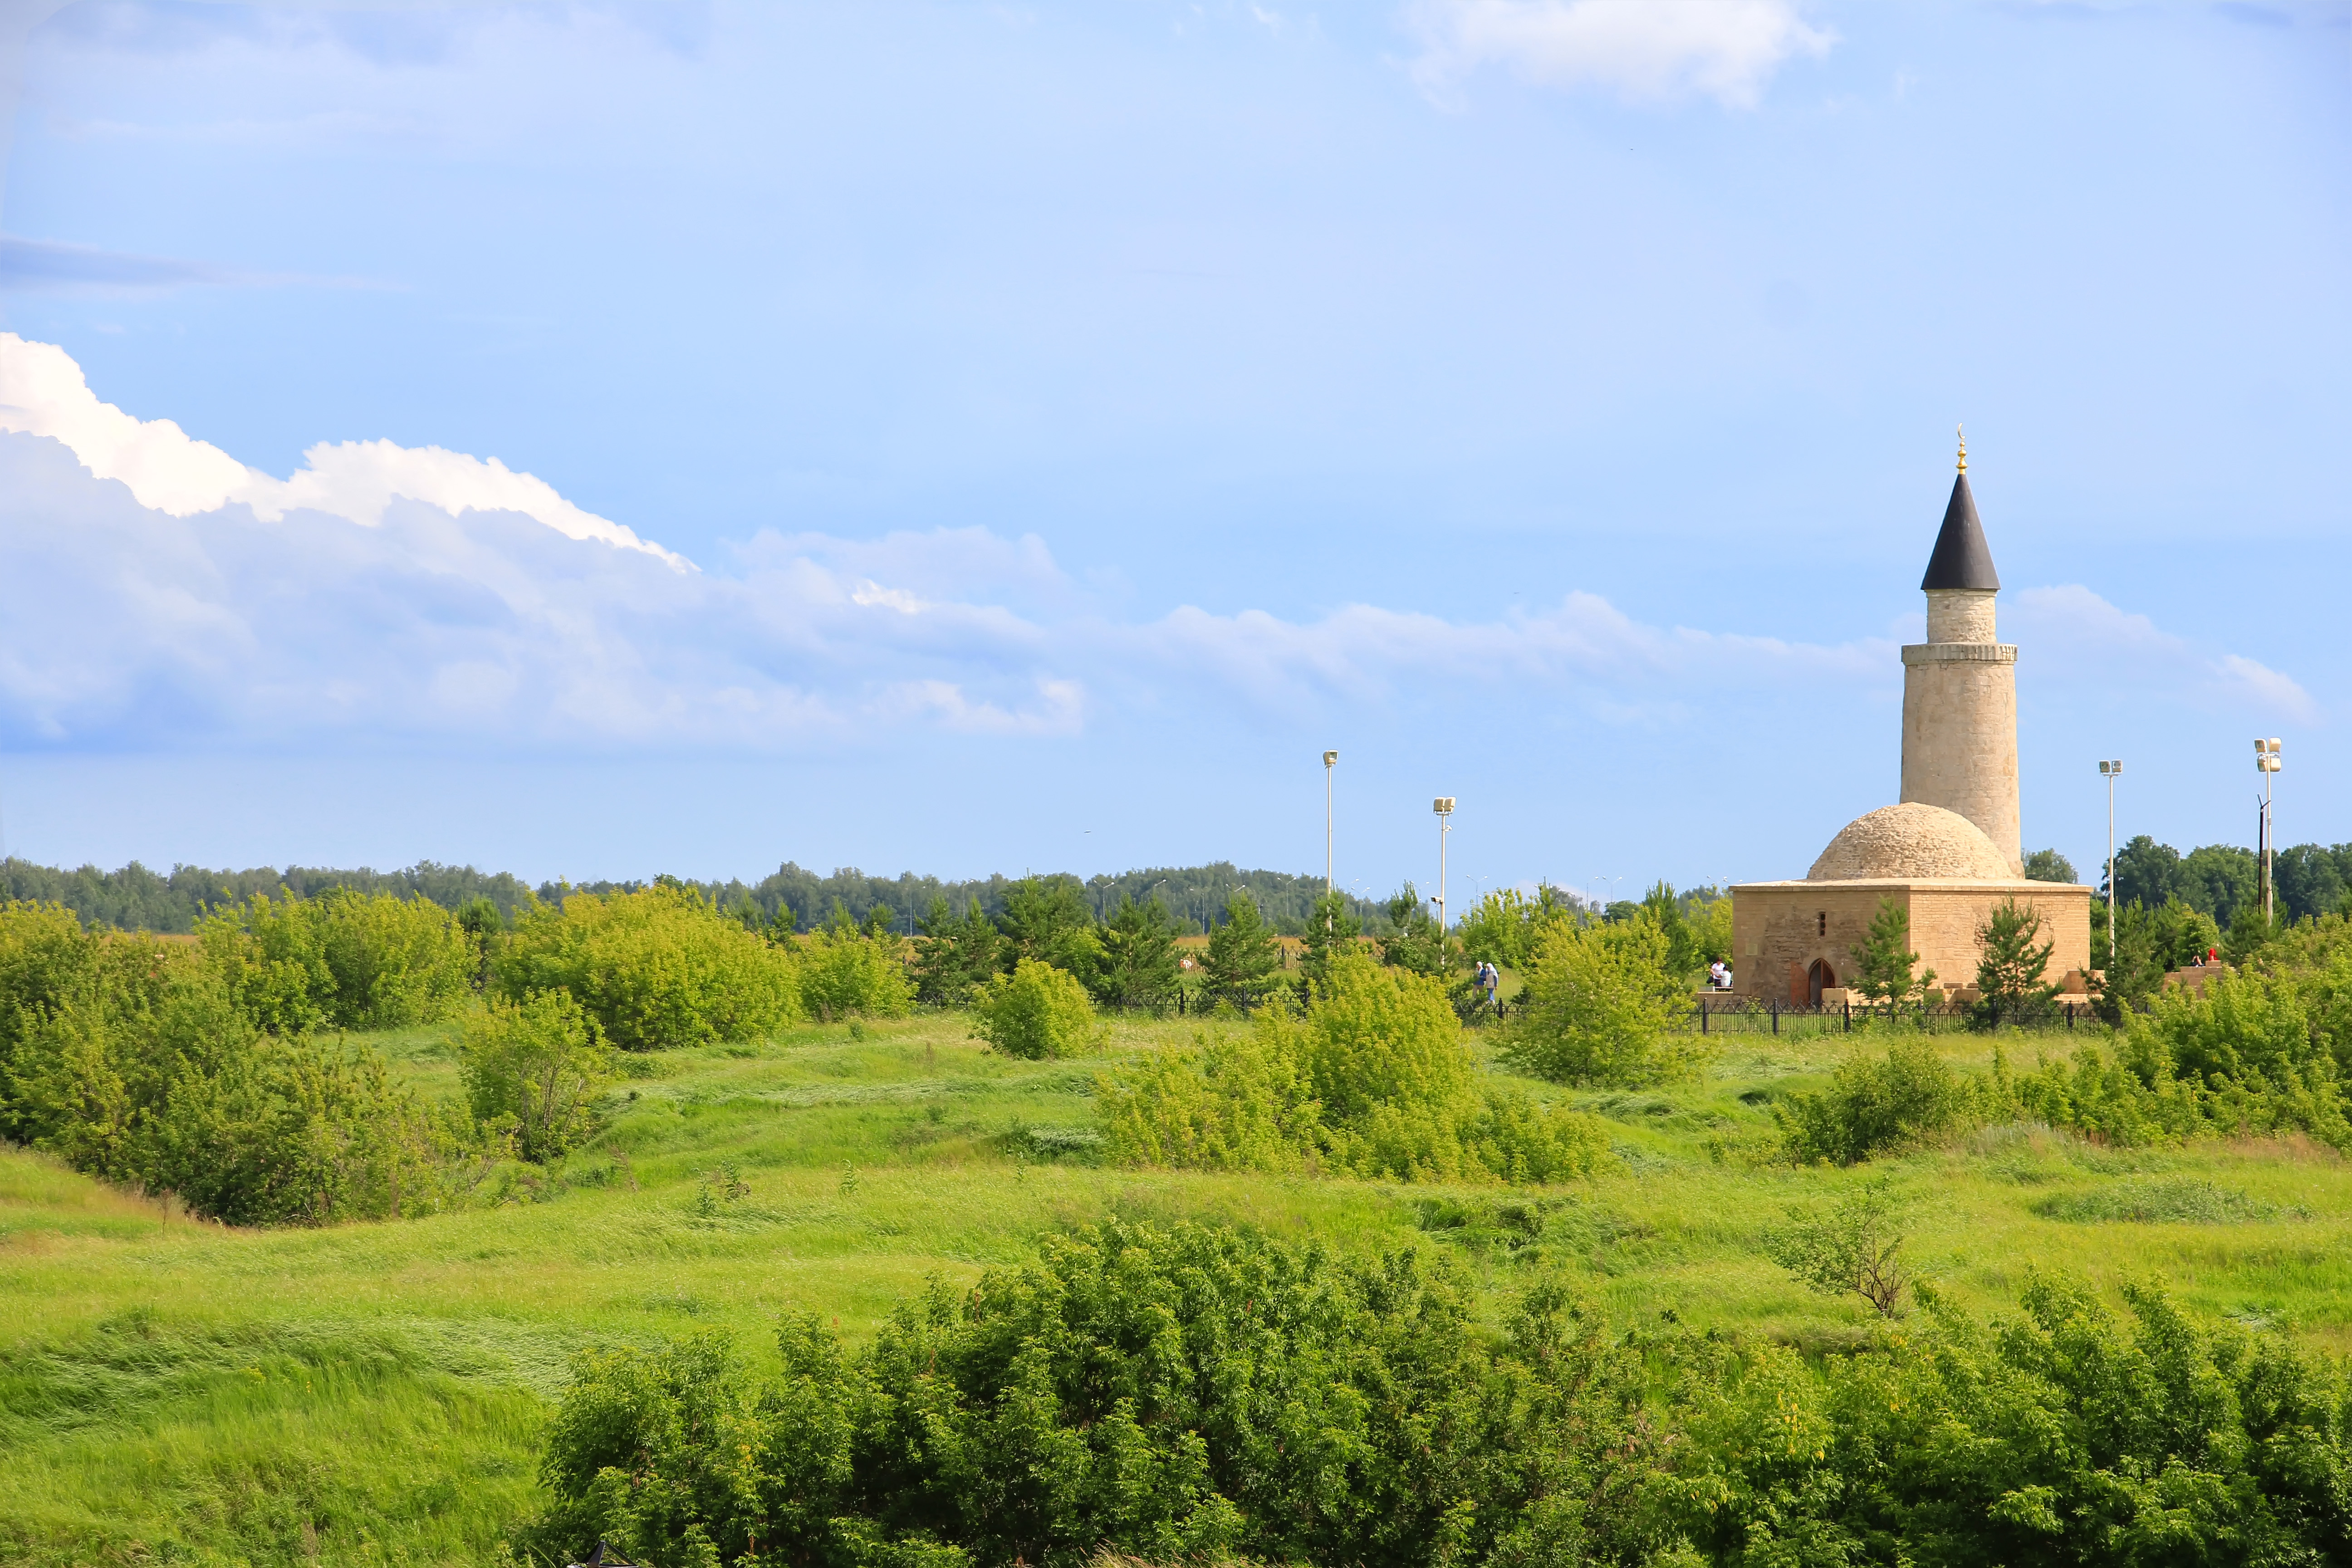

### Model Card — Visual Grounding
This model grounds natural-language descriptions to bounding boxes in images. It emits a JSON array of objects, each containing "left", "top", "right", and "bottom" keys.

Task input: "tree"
[
  {"left": 1204, "top": 891, "right": 1282, "bottom": 998},
  {"left": 1972, "top": 897, "right": 2059, "bottom": 1029},
  {"left": 2222, "top": 899, "right": 2278, "bottom": 966},
  {"left": 1765, "top": 1178, "right": 1912, "bottom": 1317},
  {"left": 1377, "top": 882, "right": 1447, "bottom": 976},
  {"left": 455, "top": 894, "right": 502, "bottom": 988},
  {"left": 2111, "top": 833, "right": 2180, "bottom": 910},
  {"left": 1299, "top": 889, "right": 1363, "bottom": 995},
  {"left": 2023, "top": 848, "right": 2077, "bottom": 882},
  {"left": 911, "top": 896, "right": 1004, "bottom": 1005},
  {"left": 1096, "top": 894, "right": 1181, "bottom": 1011},
  {"left": 799, "top": 903, "right": 914, "bottom": 1019},
  {"left": 461, "top": 989, "right": 613, "bottom": 1163},
  {"left": 997, "top": 876, "right": 1101, "bottom": 985},
  {"left": 1501, "top": 915, "right": 1704, "bottom": 1086},
  {"left": 1851, "top": 897, "right": 1935, "bottom": 1007},
  {"left": 969, "top": 959, "right": 1095, "bottom": 1059}
]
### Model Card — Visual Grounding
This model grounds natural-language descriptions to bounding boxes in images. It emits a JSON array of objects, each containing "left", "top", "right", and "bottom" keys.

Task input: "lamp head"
[
  {"left": 1323, "top": 750, "right": 1338, "bottom": 766},
  {"left": 1432, "top": 796, "right": 1455, "bottom": 816}
]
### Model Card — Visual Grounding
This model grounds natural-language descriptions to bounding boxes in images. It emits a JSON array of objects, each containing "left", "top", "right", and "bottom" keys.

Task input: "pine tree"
[
  {"left": 1204, "top": 891, "right": 1281, "bottom": 999},
  {"left": 1852, "top": 897, "right": 1933, "bottom": 1007},
  {"left": 1301, "top": 889, "right": 1363, "bottom": 995},
  {"left": 1097, "top": 895, "right": 1181, "bottom": 1012},
  {"left": 1973, "top": 897, "right": 2058, "bottom": 1029},
  {"left": 911, "top": 897, "right": 1003, "bottom": 1006}
]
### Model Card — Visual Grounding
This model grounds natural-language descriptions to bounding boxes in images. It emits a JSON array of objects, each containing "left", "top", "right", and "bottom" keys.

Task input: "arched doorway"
[{"left": 1808, "top": 958, "right": 1836, "bottom": 1006}]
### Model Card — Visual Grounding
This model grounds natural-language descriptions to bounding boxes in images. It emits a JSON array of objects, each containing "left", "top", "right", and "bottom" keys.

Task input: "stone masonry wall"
[
  {"left": 1732, "top": 880, "right": 2091, "bottom": 1004},
  {"left": 1900, "top": 644, "right": 2021, "bottom": 874}
]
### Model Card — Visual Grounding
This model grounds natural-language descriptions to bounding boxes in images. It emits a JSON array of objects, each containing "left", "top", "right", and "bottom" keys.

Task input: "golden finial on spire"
[{"left": 1956, "top": 423, "right": 1968, "bottom": 473}]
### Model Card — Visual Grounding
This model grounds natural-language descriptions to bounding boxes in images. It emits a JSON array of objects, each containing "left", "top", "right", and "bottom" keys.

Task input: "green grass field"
[{"left": 3, "top": 1010, "right": 2347, "bottom": 1565}]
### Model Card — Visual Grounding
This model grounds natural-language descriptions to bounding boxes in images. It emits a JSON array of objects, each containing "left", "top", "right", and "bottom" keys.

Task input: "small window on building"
[{"left": 1817, "top": 911, "right": 1827, "bottom": 937}]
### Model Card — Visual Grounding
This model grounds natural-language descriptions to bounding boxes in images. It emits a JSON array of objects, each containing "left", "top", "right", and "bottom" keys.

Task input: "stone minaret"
[{"left": 1900, "top": 433, "right": 2021, "bottom": 873}]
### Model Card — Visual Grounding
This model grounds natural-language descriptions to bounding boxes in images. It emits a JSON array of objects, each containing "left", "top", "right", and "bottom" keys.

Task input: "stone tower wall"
[{"left": 1901, "top": 590, "right": 2021, "bottom": 875}]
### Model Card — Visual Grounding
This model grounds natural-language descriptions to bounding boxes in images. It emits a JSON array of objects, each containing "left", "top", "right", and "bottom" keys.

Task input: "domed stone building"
[{"left": 1730, "top": 447, "right": 2093, "bottom": 1006}]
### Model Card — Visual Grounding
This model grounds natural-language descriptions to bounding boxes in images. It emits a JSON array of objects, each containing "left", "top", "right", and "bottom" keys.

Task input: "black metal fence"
[{"left": 1682, "top": 996, "right": 2098, "bottom": 1035}]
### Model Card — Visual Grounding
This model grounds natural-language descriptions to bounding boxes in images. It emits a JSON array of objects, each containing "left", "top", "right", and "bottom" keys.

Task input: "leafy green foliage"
[
  {"left": 1775, "top": 1040, "right": 1984, "bottom": 1165},
  {"left": 799, "top": 905, "right": 915, "bottom": 1020},
  {"left": 1455, "top": 886, "right": 1573, "bottom": 971},
  {"left": 461, "top": 990, "right": 613, "bottom": 1164},
  {"left": 996, "top": 876, "right": 1102, "bottom": 986},
  {"left": 911, "top": 897, "right": 1005, "bottom": 1006},
  {"left": 195, "top": 888, "right": 475, "bottom": 1033},
  {"left": 1298, "top": 889, "right": 1363, "bottom": 994},
  {"left": 1501, "top": 915, "right": 1705, "bottom": 1087},
  {"left": 1202, "top": 891, "right": 1280, "bottom": 997},
  {"left": 2092, "top": 895, "right": 2223, "bottom": 1021},
  {"left": 1099, "top": 954, "right": 1612, "bottom": 1184},
  {"left": 1639, "top": 881, "right": 1732, "bottom": 983},
  {"left": 1850, "top": 897, "right": 1935, "bottom": 1006},
  {"left": 1668, "top": 1277, "right": 2352, "bottom": 1565},
  {"left": 494, "top": 885, "right": 803, "bottom": 1051},
  {"left": 1376, "top": 882, "right": 1447, "bottom": 976},
  {"left": 1765, "top": 1178, "right": 1912, "bottom": 1316},
  {"left": 516, "top": 1220, "right": 1679, "bottom": 1568},
  {"left": 1971, "top": 896, "right": 2060, "bottom": 1028},
  {"left": 2022, "top": 846, "right": 2077, "bottom": 882},
  {"left": 1, "top": 928, "right": 453, "bottom": 1224},
  {"left": 1095, "top": 895, "right": 1181, "bottom": 1011},
  {"left": 969, "top": 959, "right": 1095, "bottom": 1060}
]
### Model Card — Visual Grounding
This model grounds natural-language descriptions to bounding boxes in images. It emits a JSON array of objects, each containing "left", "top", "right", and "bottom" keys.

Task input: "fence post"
[
  {"left": 1699, "top": 999, "right": 1708, "bottom": 1034},
  {"left": 2067, "top": 1002, "right": 2075, "bottom": 1030},
  {"left": 1842, "top": 1000, "right": 1850, "bottom": 1034},
  {"left": 1770, "top": 998, "right": 1779, "bottom": 1035}
]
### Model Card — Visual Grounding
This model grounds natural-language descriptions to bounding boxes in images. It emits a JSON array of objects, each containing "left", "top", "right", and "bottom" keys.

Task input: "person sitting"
[{"left": 1707, "top": 959, "right": 1731, "bottom": 990}]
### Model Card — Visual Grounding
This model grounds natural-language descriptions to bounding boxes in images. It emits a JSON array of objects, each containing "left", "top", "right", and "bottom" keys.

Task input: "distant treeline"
[
  {"left": 0, "top": 856, "right": 1386, "bottom": 937},
  {"left": 2110, "top": 836, "right": 2352, "bottom": 926}
]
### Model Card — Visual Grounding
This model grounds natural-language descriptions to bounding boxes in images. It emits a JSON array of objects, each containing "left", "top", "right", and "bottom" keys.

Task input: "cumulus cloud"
[
  {"left": 0, "top": 336, "right": 2316, "bottom": 759},
  {"left": 2010, "top": 584, "right": 2315, "bottom": 722},
  {"left": 0, "top": 332, "right": 683, "bottom": 564},
  {"left": 1407, "top": 0, "right": 1835, "bottom": 108}
]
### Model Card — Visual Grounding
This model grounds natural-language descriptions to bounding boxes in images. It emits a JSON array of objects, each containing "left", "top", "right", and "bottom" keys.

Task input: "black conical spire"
[{"left": 1920, "top": 431, "right": 1998, "bottom": 591}]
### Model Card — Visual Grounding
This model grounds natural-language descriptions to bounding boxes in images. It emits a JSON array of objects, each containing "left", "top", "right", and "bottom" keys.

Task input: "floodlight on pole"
[
  {"left": 2254, "top": 739, "right": 2282, "bottom": 925},
  {"left": 1432, "top": 797, "right": 1455, "bottom": 939},
  {"left": 2097, "top": 760, "right": 2122, "bottom": 971},
  {"left": 1323, "top": 751, "right": 1338, "bottom": 896}
]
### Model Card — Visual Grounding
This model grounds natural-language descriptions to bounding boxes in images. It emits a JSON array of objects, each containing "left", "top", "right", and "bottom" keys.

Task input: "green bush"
[
  {"left": 494, "top": 885, "right": 803, "bottom": 1051},
  {"left": 1501, "top": 915, "right": 1705, "bottom": 1087},
  {"left": 1668, "top": 1277, "right": 2352, "bottom": 1564},
  {"left": 2015, "top": 965, "right": 2351, "bottom": 1152},
  {"left": 1775, "top": 1040, "right": 1986, "bottom": 1165},
  {"left": 461, "top": 990, "right": 613, "bottom": 1164},
  {"left": 1098, "top": 954, "right": 1612, "bottom": 1184},
  {"left": 515, "top": 1220, "right": 1678, "bottom": 1568},
  {"left": 517, "top": 1225, "right": 2352, "bottom": 1568},
  {"left": 797, "top": 907, "right": 914, "bottom": 1020},
  {"left": 197, "top": 888, "right": 474, "bottom": 1033},
  {"left": 3, "top": 935, "right": 452, "bottom": 1224},
  {"left": 968, "top": 958, "right": 1093, "bottom": 1059}
]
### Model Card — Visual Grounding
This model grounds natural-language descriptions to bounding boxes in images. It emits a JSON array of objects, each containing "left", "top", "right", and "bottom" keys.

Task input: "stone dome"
[{"left": 1807, "top": 802, "right": 2011, "bottom": 882}]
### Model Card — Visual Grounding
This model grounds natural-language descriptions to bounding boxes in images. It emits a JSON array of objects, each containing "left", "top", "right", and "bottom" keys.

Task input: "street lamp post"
[
  {"left": 2255, "top": 739, "right": 2282, "bottom": 926},
  {"left": 2098, "top": 760, "right": 2122, "bottom": 971},
  {"left": 1323, "top": 751, "right": 1338, "bottom": 897},
  {"left": 1432, "top": 797, "right": 1455, "bottom": 940}
]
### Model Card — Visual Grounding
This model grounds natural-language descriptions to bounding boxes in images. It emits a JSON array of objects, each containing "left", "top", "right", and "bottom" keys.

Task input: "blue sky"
[{"left": 0, "top": 0, "right": 2344, "bottom": 898}]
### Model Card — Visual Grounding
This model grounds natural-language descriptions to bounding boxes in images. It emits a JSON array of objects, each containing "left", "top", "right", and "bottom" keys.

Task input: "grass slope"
[{"left": 3, "top": 1012, "right": 2347, "bottom": 1564}]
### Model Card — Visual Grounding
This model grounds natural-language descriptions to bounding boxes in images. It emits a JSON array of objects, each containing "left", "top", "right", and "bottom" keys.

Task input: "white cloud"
[
  {"left": 0, "top": 332, "right": 683, "bottom": 565},
  {"left": 1407, "top": 0, "right": 1835, "bottom": 108},
  {"left": 0, "top": 338, "right": 2318, "bottom": 760}
]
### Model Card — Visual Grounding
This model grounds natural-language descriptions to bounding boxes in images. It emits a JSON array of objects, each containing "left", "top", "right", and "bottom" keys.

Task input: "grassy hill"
[{"left": 2, "top": 1009, "right": 2347, "bottom": 1564}]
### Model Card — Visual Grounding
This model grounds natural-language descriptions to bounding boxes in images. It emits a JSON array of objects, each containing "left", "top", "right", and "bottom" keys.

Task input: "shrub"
[
  {"left": 970, "top": 959, "right": 1094, "bottom": 1059},
  {"left": 494, "top": 884, "right": 802, "bottom": 1051},
  {"left": 1501, "top": 915, "right": 1704, "bottom": 1087},
  {"left": 911, "top": 896, "right": 1005, "bottom": 1006},
  {"left": 1667, "top": 1278, "right": 2352, "bottom": 1564},
  {"left": 515, "top": 1220, "right": 1678, "bottom": 1568},
  {"left": 1098, "top": 954, "right": 1613, "bottom": 1185},
  {"left": 462, "top": 990, "right": 613, "bottom": 1163},
  {"left": 798, "top": 906, "right": 914, "bottom": 1020},
  {"left": 1765, "top": 1178, "right": 1912, "bottom": 1316},
  {"left": 1775, "top": 1040, "right": 1984, "bottom": 1165},
  {"left": 1851, "top": 897, "right": 1934, "bottom": 1005}
]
